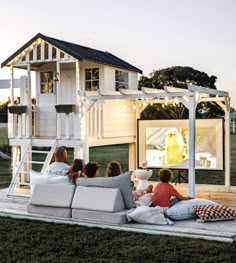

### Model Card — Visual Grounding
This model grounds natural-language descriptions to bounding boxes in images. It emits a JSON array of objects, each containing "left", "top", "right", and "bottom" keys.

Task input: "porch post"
[
  {"left": 217, "top": 99, "right": 231, "bottom": 187},
  {"left": 8, "top": 67, "right": 14, "bottom": 138},
  {"left": 224, "top": 98, "right": 231, "bottom": 187},
  {"left": 10, "top": 66, "right": 14, "bottom": 103},
  {"left": 188, "top": 95, "right": 196, "bottom": 197},
  {"left": 74, "top": 60, "right": 80, "bottom": 139},
  {"left": 25, "top": 63, "right": 32, "bottom": 138},
  {"left": 56, "top": 61, "right": 61, "bottom": 139}
]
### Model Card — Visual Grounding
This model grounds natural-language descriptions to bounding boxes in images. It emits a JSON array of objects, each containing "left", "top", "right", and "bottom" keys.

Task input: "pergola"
[{"left": 82, "top": 85, "right": 230, "bottom": 197}]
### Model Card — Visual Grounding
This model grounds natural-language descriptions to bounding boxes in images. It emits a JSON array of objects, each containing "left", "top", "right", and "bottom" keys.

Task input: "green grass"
[
  {"left": 0, "top": 127, "right": 9, "bottom": 146},
  {"left": 0, "top": 217, "right": 235, "bottom": 263},
  {"left": 0, "top": 127, "right": 11, "bottom": 188}
]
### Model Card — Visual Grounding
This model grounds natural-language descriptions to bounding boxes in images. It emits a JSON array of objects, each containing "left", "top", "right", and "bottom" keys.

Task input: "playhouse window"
[
  {"left": 40, "top": 72, "right": 54, "bottom": 94},
  {"left": 85, "top": 68, "right": 99, "bottom": 91},
  {"left": 115, "top": 70, "right": 128, "bottom": 91}
]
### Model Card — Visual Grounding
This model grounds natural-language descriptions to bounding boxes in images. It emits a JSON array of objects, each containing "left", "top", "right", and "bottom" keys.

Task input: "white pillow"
[
  {"left": 30, "top": 170, "right": 73, "bottom": 193},
  {"left": 127, "top": 206, "right": 173, "bottom": 225},
  {"left": 165, "top": 198, "right": 219, "bottom": 221},
  {"left": 135, "top": 193, "right": 153, "bottom": 207}
]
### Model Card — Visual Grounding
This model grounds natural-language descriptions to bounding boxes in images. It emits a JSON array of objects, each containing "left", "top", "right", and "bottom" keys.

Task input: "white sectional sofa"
[
  {"left": 27, "top": 171, "right": 221, "bottom": 225},
  {"left": 27, "top": 172, "right": 135, "bottom": 224}
]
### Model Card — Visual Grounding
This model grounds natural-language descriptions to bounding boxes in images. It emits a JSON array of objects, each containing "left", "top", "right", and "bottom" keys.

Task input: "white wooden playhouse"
[{"left": 1, "top": 33, "right": 230, "bottom": 197}]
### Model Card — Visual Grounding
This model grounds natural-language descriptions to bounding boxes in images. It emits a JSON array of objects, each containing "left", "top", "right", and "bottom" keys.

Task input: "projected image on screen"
[{"left": 138, "top": 119, "right": 223, "bottom": 170}]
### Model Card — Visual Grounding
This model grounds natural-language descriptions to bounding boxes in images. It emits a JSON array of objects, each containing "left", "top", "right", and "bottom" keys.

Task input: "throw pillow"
[
  {"left": 135, "top": 193, "right": 153, "bottom": 207},
  {"left": 127, "top": 206, "right": 173, "bottom": 225},
  {"left": 76, "top": 172, "right": 136, "bottom": 209},
  {"left": 166, "top": 199, "right": 218, "bottom": 221},
  {"left": 194, "top": 205, "right": 236, "bottom": 222}
]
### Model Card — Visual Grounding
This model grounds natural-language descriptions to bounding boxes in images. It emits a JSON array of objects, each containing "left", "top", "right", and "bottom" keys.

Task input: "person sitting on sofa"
[
  {"left": 66, "top": 158, "right": 85, "bottom": 184},
  {"left": 46, "top": 146, "right": 70, "bottom": 176},
  {"left": 106, "top": 160, "right": 122, "bottom": 177},
  {"left": 105, "top": 160, "right": 152, "bottom": 199},
  {"left": 106, "top": 160, "right": 135, "bottom": 188},
  {"left": 152, "top": 168, "right": 191, "bottom": 207},
  {"left": 83, "top": 162, "right": 99, "bottom": 178}
]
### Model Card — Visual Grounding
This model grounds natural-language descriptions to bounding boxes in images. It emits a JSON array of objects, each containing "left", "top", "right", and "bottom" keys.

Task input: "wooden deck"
[
  {"left": 0, "top": 184, "right": 236, "bottom": 243},
  {"left": 162, "top": 183, "right": 236, "bottom": 209}
]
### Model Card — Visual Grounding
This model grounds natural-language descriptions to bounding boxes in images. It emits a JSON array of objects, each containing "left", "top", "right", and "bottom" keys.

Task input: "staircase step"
[
  {"left": 17, "top": 171, "right": 30, "bottom": 174},
  {"left": 22, "top": 161, "right": 45, "bottom": 164},
  {"left": 6, "top": 193, "right": 30, "bottom": 198},
  {"left": 11, "top": 182, "right": 30, "bottom": 186},
  {"left": 28, "top": 150, "right": 50, "bottom": 154}
]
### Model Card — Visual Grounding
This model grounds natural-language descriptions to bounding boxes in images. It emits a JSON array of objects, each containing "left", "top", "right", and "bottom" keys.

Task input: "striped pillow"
[{"left": 194, "top": 205, "right": 236, "bottom": 222}]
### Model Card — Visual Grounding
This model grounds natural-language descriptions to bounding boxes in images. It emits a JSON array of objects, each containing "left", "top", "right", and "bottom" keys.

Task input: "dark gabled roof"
[{"left": 1, "top": 33, "right": 142, "bottom": 73}]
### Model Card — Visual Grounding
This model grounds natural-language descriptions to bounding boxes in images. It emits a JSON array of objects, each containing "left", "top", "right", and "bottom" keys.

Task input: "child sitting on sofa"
[
  {"left": 83, "top": 162, "right": 99, "bottom": 178},
  {"left": 66, "top": 158, "right": 85, "bottom": 184},
  {"left": 105, "top": 161, "right": 153, "bottom": 200},
  {"left": 106, "top": 160, "right": 122, "bottom": 177},
  {"left": 152, "top": 168, "right": 191, "bottom": 207}
]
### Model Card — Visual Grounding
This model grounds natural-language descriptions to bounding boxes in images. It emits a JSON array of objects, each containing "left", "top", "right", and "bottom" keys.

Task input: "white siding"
[
  {"left": 102, "top": 100, "right": 136, "bottom": 138},
  {"left": 104, "top": 67, "right": 115, "bottom": 91},
  {"left": 128, "top": 71, "right": 138, "bottom": 90}
]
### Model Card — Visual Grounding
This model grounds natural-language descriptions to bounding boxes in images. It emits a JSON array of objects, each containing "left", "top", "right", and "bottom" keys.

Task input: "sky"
[{"left": 0, "top": 0, "right": 235, "bottom": 106}]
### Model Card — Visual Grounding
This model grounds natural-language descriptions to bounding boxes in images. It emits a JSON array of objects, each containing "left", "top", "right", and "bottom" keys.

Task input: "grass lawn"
[{"left": 0, "top": 217, "right": 235, "bottom": 263}]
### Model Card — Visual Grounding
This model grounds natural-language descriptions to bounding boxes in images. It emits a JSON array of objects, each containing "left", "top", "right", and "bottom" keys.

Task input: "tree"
[
  {"left": 139, "top": 66, "right": 223, "bottom": 119},
  {"left": 139, "top": 66, "right": 217, "bottom": 90}
]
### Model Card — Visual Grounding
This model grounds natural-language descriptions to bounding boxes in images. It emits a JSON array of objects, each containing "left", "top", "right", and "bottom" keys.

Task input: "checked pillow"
[{"left": 194, "top": 205, "right": 236, "bottom": 222}]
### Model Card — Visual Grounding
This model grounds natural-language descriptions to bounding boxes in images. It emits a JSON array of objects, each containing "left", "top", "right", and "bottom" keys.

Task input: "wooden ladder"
[{"left": 6, "top": 141, "right": 57, "bottom": 198}]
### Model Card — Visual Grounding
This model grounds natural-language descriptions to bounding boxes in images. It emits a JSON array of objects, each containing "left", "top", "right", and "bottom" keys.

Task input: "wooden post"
[
  {"left": 74, "top": 60, "right": 80, "bottom": 139},
  {"left": 8, "top": 66, "right": 14, "bottom": 138},
  {"left": 56, "top": 62, "right": 61, "bottom": 139},
  {"left": 128, "top": 143, "right": 136, "bottom": 171},
  {"left": 224, "top": 106, "right": 231, "bottom": 187},
  {"left": 135, "top": 99, "right": 141, "bottom": 168},
  {"left": 10, "top": 66, "right": 14, "bottom": 103},
  {"left": 25, "top": 63, "right": 32, "bottom": 138},
  {"left": 65, "top": 113, "right": 70, "bottom": 139},
  {"left": 188, "top": 96, "right": 196, "bottom": 197},
  {"left": 216, "top": 100, "right": 231, "bottom": 187}
]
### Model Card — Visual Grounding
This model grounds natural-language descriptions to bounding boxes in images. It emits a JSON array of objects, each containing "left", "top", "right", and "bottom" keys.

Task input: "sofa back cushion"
[
  {"left": 30, "top": 170, "right": 73, "bottom": 193},
  {"left": 72, "top": 186, "right": 125, "bottom": 212},
  {"left": 30, "top": 184, "right": 76, "bottom": 208},
  {"left": 76, "top": 172, "right": 136, "bottom": 209}
]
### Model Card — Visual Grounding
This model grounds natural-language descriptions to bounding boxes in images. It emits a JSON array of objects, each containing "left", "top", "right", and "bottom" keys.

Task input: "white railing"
[{"left": 8, "top": 105, "right": 39, "bottom": 138}]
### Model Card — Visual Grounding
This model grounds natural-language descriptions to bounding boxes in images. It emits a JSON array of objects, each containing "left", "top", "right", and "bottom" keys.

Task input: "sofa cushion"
[
  {"left": 29, "top": 184, "right": 76, "bottom": 208},
  {"left": 30, "top": 170, "right": 73, "bottom": 193},
  {"left": 165, "top": 199, "right": 218, "bottom": 221},
  {"left": 27, "top": 204, "right": 72, "bottom": 218},
  {"left": 72, "top": 186, "right": 125, "bottom": 212},
  {"left": 76, "top": 172, "right": 135, "bottom": 209},
  {"left": 72, "top": 209, "right": 128, "bottom": 224}
]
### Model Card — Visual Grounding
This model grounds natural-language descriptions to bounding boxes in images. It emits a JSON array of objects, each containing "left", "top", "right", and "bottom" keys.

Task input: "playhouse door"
[
  {"left": 60, "top": 70, "right": 76, "bottom": 103},
  {"left": 59, "top": 70, "right": 76, "bottom": 137},
  {"left": 38, "top": 91, "right": 56, "bottom": 137}
]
